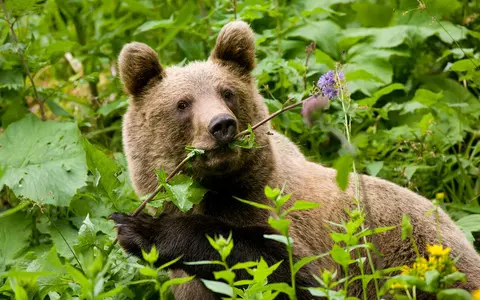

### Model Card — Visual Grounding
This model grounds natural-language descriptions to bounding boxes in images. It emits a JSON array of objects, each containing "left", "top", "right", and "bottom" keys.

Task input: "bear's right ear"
[
  {"left": 118, "top": 42, "right": 165, "bottom": 97},
  {"left": 210, "top": 21, "right": 256, "bottom": 74}
]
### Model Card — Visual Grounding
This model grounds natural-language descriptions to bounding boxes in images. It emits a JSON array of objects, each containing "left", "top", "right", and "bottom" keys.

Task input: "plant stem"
[
  {"left": 234, "top": 98, "right": 311, "bottom": 139},
  {"left": 336, "top": 70, "right": 380, "bottom": 299},
  {"left": 286, "top": 241, "right": 296, "bottom": 300},
  {"left": 0, "top": 0, "right": 46, "bottom": 121}
]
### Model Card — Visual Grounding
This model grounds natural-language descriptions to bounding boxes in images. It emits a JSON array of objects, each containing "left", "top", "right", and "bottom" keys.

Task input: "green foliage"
[{"left": 1, "top": 0, "right": 479, "bottom": 298}]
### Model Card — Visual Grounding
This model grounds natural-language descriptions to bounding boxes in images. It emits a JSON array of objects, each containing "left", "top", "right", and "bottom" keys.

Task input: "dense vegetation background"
[{"left": 0, "top": 0, "right": 479, "bottom": 298}]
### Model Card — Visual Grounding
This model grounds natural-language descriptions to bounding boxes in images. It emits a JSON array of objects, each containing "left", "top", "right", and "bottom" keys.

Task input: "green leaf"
[
  {"left": 200, "top": 279, "right": 233, "bottom": 297},
  {"left": 293, "top": 255, "right": 320, "bottom": 274},
  {"left": 161, "top": 276, "right": 195, "bottom": 295},
  {"left": 214, "top": 270, "right": 235, "bottom": 284},
  {"left": 235, "top": 197, "right": 275, "bottom": 211},
  {"left": 158, "top": 255, "right": 183, "bottom": 270},
  {"left": 263, "top": 234, "right": 293, "bottom": 246},
  {"left": 441, "top": 272, "right": 466, "bottom": 286},
  {"left": 264, "top": 186, "right": 280, "bottom": 200},
  {"left": 366, "top": 161, "right": 383, "bottom": 177},
  {"left": 134, "top": 18, "right": 174, "bottom": 35},
  {"left": 334, "top": 154, "right": 353, "bottom": 191},
  {"left": 82, "top": 139, "right": 121, "bottom": 202},
  {"left": 424, "top": 270, "right": 440, "bottom": 290},
  {"left": 456, "top": 214, "right": 480, "bottom": 243},
  {"left": 436, "top": 289, "right": 473, "bottom": 300},
  {"left": 330, "top": 245, "right": 354, "bottom": 266},
  {"left": 0, "top": 115, "right": 88, "bottom": 206},
  {"left": 401, "top": 214, "right": 413, "bottom": 241},
  {"left": 142, "top": 245, "right": 159, "bottom": 265},
  {"left": 287, "top": 200, "right": 321, "bottom": 212},
  {"left": 357, "top": 83, "right": 405, "bottom": 107},
  {"left": 76, "top": 214, "right": 96, "bottom": 250},
  {"left": 139, "top": 267, "right": 157, "bottom": 277},
  {"left": 0, "top": 211, "right": 32, "bottom": 265},
  {"left": 268, "top": 217, "right": 291, "bottom": 236},
  {"left": 156, "top": 171, "right": 208, "bottom": 212}
]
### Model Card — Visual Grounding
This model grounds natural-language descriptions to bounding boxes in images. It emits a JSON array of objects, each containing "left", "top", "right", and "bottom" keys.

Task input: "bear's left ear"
[
  {"left": 210, "top": 21, "right": 256, "bottom": 74},
  {"left": 118, "top": 42, "right": 165, "bottom": 97}
]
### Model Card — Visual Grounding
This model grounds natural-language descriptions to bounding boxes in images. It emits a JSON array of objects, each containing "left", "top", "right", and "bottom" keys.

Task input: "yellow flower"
[
  {"left": 390, "top": 282, "right": 406, "bottom": 289},
  {"left": 400, "top": 265, "right": 410, "bottom": 275},
  {"left": 426, "top": 244, "right": 451, "bottom": 257},
  {"left": 473, "top": 289, "right": 480, "bottom": 300}
]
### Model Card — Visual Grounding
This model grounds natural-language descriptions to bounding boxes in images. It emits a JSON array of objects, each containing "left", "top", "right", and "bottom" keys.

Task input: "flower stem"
[{"left": 336, "top": 69, "right": 380, "bottom": 299}]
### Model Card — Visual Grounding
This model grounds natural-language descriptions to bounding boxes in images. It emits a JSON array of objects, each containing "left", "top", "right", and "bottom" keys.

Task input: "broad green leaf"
[
  {"left": 214, "top": 270, "right": 235, "bottom": 284},
  {"left": 200, "top": 279, "right": 233, "bottom": 297},
  {"left": 441, "top": 272, "right": 466, "bottom": 286},
  {"left": 424, "top": 270, "right": 440, "bottom": 290},
  {"left": 0, "top": 115, "right": 88, "bottom": 206},
  {"left": 334, "top": 154, "right": 353, "bottom": 191},
  {"left": 0, "top": 211, "right": 32, "bottom": 265},
  {"left": 330, "top": 244, "right": 354, "bottom": 266},
  {"left": 268, "top": 217, "right": 291, "bottom": 236},
  {"left": 366, "top": 161, "right": 383, "bottom": 177},
  {"left": 437, "top": 289, "right": 472, "bottom": 300},
  {"left": 456, "top": 214, "right": 480, "bottom": 243}
]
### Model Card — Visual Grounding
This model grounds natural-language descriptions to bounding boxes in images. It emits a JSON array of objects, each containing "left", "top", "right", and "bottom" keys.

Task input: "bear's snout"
[{"left": 208, "top": 114, "right": 237, "bottom": 144}]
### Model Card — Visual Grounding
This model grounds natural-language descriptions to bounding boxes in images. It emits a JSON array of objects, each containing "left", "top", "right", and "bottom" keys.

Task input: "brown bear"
[{"left": 110, "top": 21, "right": 480, "bottom": 299}]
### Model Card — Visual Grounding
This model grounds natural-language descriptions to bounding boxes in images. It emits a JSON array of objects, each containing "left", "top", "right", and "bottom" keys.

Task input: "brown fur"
[{"left": 119, "top": 21, "right": 480, "bottom": 298}]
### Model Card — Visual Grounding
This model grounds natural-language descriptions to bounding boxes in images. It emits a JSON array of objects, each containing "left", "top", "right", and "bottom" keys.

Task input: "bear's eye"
[
  {"left": 222, "top": 89, "right": 234, "bottom": 101},
  {"left": 177, "top": 100, "right": 190, "bottom": 110}
]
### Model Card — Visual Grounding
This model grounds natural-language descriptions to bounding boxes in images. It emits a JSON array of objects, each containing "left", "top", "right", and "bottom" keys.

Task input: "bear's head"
[{"left": 119, "top": 21, "right": 272, "bottom": 195}]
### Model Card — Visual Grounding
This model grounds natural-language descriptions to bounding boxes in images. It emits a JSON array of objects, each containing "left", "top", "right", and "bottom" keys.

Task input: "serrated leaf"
[
  {"left": 82, "top": 139, "right": 121, "bottom": 202},
  {"left": 77, "top": 214, "right": 96, "bottom": 249},
  {"left": 0, "top": 115, "right": 88, "bottom": 206}
]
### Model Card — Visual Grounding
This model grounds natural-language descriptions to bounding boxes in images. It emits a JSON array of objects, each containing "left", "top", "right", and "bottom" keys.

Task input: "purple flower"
[{"left": 317, "top": 70, "right": 344, "bottom": 100}]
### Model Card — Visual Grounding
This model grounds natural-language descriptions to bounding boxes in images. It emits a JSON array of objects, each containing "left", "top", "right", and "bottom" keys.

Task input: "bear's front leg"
[
  {"left": 109, "top": 212, "right": 318, "bottom": 299},
  {"left": 109, "top": 212, "right": 161, "bottom": 258}
]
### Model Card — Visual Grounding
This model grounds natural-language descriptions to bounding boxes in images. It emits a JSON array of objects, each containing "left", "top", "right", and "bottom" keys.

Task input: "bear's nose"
[{"left": 208, "top": 114, "right": 237, "bottom": 144}]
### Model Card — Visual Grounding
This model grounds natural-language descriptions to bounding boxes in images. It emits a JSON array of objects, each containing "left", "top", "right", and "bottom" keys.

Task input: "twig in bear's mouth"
[{"left": 129, "top": 95, "right": 320, "bottom": 217}]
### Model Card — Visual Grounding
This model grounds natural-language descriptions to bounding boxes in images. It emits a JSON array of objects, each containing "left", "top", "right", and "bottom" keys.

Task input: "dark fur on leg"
[{"left": 109, "top": 212, "right": 318, "bottom": 299}]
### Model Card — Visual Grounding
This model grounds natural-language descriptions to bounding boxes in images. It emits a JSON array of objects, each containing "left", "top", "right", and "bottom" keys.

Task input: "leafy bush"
[{"left": 1, "top": 0, "right": 479, "bottom": 299}]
